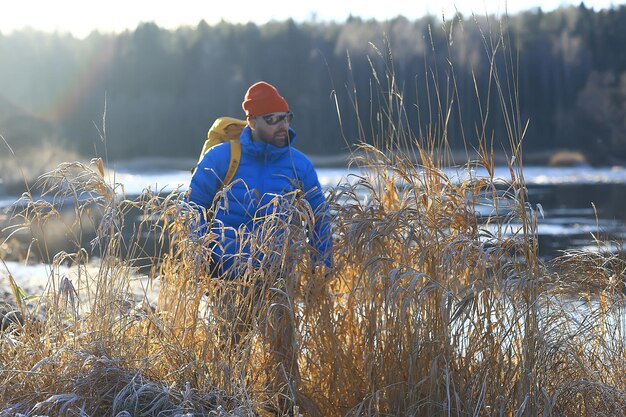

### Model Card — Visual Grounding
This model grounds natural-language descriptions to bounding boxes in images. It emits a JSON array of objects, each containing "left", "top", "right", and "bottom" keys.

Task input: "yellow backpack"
[{"left": 193, "top": 117, "right": 247, "bottom": 186}]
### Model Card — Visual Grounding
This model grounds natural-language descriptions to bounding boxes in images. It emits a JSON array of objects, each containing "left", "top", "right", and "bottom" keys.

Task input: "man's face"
[{"left": 250, "top": 112, "right": 293, "bottom": 147}]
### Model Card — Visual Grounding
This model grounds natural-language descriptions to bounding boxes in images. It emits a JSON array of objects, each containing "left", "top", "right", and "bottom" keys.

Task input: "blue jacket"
[{"left": 188, "top": 125, "right": 332, "bottom": 274}]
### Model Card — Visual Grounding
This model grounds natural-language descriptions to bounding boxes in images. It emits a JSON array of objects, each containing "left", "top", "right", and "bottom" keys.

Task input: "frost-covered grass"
[{"left": 1, "top": 139, "right": 624, "bottom": 416}]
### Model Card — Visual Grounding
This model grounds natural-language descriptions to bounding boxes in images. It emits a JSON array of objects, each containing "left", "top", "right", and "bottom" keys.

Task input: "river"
[{"left": 2, "top": 164, "right": 626, "bottom": 260}]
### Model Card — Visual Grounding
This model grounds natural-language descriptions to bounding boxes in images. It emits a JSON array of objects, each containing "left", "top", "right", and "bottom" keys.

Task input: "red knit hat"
[{"left": 242, "top": 81, "right": 289, "bottom": 117}]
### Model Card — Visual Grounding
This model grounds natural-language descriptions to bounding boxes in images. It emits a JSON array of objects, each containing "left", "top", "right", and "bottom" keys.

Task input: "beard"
[{"left": 272, "top": 129, "right": 289, "bottom": 146}]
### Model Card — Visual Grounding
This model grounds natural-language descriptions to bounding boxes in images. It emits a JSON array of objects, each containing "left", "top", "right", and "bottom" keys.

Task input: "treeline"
[{"left": 1, "top": 4, "right": 626, "bottom": 164}]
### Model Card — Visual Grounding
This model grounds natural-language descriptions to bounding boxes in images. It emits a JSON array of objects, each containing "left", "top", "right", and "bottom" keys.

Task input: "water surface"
[{"left": 1, "top": 164, "right": 625, "bottom": 259}]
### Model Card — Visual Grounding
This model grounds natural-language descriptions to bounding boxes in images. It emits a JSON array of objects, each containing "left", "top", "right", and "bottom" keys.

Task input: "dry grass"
[
  {"left": 1, "top": 140, "right": 625, "bottom": 416},
  {"left": 1, "top": 17, "right": 626, "bottom": 417}
]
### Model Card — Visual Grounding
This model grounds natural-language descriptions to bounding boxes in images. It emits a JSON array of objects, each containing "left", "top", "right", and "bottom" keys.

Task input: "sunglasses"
[{"left": 261, "top": 111, "right": 294, "bottom": 125}]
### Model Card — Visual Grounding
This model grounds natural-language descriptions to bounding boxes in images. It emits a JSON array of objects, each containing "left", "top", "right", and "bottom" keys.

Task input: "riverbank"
[
  {"left": 1, "top": 143, "right": 625, "bottom": 416},
  {"left": 0, "top": 258, "right": 160, "bottom": 315}
]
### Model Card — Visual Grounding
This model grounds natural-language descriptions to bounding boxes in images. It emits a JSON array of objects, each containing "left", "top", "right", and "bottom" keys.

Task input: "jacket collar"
[{"left": 240, "top": 125, "right": 297, "bottom": 160}]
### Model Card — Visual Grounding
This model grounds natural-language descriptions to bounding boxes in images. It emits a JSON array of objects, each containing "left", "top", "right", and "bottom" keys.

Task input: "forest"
[{"left": 1, "top": 3, "right": 626, "bottom": 165}]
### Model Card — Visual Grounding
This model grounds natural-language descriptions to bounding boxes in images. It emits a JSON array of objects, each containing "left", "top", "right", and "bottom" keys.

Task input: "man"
[
  {"left": 188, "top": 81, "right": 332, "bottom": 277},
  {"left": 187, "top": 81, "right": 331, "bottom": 415}
]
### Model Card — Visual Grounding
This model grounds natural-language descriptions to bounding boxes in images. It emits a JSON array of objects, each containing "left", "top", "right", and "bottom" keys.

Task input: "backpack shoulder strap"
[{"left": 223, "top": 139, "right": 241, "bottom": 187}]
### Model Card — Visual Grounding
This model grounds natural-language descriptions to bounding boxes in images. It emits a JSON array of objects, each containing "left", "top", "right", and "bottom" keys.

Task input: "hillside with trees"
[{"left": 1, "top": 4, "right": 626, "bottom": 165}]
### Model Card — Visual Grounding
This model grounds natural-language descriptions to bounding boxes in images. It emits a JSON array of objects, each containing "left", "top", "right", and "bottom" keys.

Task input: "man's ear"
[{"left": 247, "top": 116, "right": 256, "bottom": 130}]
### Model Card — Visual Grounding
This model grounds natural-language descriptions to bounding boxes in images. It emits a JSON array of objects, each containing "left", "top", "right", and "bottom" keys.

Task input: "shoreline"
[{"left": 0, "top": 259, "right": 160, "bottom": 309}]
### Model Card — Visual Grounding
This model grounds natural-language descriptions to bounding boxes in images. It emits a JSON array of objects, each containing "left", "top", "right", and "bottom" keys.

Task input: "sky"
[{"left": 0, "top": 0, "right": 624, "bottom": 39}]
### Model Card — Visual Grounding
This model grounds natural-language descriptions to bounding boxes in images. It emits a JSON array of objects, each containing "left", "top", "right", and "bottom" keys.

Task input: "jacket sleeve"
[
  {"left": 301, "top": 163, "right": 333, "bottom": 269},
  {"left": 187, "top": 145, "right": 229, "bottom": 231}
]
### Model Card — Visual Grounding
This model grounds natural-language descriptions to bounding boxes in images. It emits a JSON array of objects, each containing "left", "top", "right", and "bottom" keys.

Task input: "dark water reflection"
[{"left": 530, "top": 183, "right": 626, "bottom": 258}]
